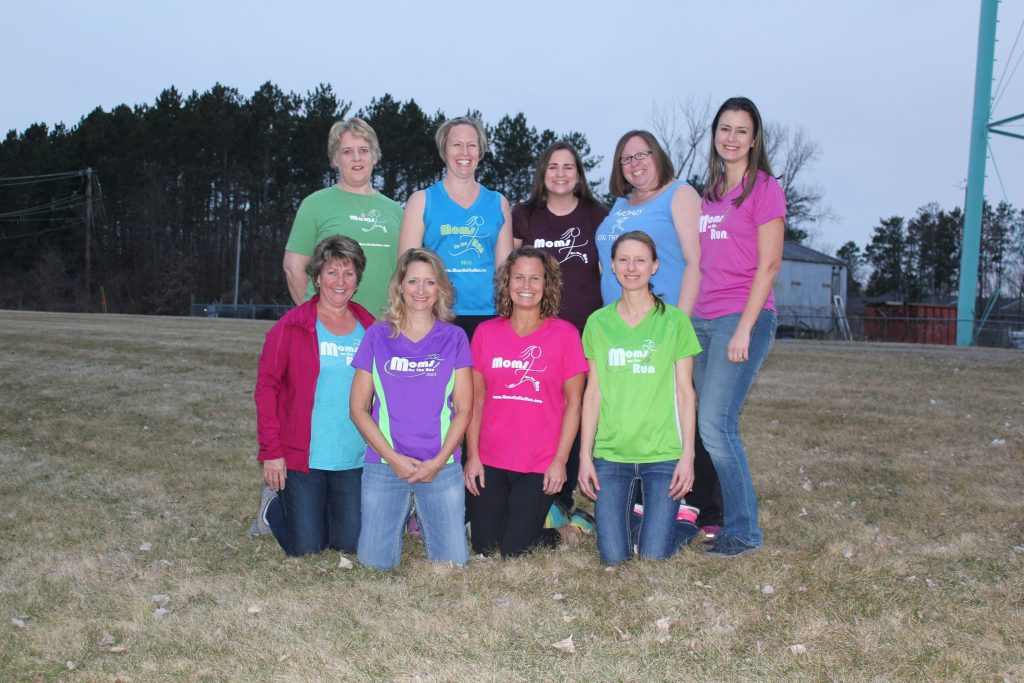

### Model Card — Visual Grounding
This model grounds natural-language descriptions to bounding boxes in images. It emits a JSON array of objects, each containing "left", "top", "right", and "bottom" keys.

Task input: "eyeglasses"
[{"left": 619, "top": 149, "right": 653, "bottom": 165}]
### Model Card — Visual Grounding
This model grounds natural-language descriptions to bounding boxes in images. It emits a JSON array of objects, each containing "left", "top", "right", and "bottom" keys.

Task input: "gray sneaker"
[{"left": 250, "top": 485, "right": 277, "bottom": 536}]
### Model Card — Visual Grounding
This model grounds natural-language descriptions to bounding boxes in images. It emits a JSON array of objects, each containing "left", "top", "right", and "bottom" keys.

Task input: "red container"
[{"left": 863, "top": 302, "right": 956, "bottom": 345}]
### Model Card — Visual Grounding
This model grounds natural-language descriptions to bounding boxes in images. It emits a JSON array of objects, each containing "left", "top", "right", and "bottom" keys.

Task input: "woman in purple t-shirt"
[
  {"left": 349, "top": 248, "right": 474, "bottom": 569},
  {"left": 693, "top": 97, "right": 786, "bottom": 558}
]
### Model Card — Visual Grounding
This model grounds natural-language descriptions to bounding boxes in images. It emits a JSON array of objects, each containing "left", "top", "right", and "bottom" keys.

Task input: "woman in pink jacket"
[{"left": 254, "top": 236, "right": 376, "bottom": 556}]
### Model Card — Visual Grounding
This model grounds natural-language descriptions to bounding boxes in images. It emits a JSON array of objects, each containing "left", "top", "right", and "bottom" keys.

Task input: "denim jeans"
[
  {"left": 266, "top": 467, "right": 361, "bottom": 557},
  {"left": 691, "top": 310, "right": 777, "bottom": 548},
  {"left": 593, "top": 458, "right": 688, "bottom": 564},
  {"left": 357, "top": 461, "right": 468, "bottom": 570}
]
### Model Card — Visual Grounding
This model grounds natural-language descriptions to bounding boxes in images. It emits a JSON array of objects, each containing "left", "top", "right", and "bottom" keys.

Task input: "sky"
[{"left": 2, "top": 0, "right": 1022, "bottom": 256}]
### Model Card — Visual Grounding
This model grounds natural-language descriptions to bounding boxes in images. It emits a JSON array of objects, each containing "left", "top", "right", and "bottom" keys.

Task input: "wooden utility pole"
[{"left": 84, "top": 167, "right": 93, "bottom": 306}]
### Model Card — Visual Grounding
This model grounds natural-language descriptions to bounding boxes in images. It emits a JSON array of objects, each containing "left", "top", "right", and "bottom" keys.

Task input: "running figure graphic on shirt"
[
  {"left": 360, "top": 209, "right": 386, "bottom": 233},
  {"left": 505, "top": 345, "right": 546, "bottom": 392},
  {"left": 556, "top": 227, "right": 589, "bottom": 264},
  {"left": 449, "top": 216, "right": 488, "bottom": 258}
]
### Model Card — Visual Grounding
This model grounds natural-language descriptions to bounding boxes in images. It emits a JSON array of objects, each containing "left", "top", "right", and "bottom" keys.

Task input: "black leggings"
[{"left": 468, "top": 464, "right": 560, "bottom": 558}]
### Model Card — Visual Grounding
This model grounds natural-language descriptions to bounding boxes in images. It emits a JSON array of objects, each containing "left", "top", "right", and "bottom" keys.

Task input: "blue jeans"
[
  {"left": 357, "top": 461, "right": 468, "bottom": 570},
  {"left": 692, "top": 310, "right": 776, "bottom": 548},
  {"left": 266, "top": 467, "right": 361, "bottom": 557},
  {"left": 593, "top": 458, "right": 694, "bottom": 564}
]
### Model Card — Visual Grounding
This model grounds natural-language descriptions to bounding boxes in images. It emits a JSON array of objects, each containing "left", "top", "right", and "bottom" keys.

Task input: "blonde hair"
[
  {"left": 327, "top": 116, "right": 382, "bottom": 164},
  {"left": 383, "top": 248, "right": 456, "bottom": 337},
  {"left": 435, "top": 116, "right": 488, "bottom": 162}
]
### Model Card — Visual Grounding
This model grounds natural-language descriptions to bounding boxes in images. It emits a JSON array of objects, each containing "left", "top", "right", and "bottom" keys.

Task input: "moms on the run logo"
[
  {"left": 384, "top": 354, "right": 443, "bottom": 377},
  {"left": 607, "top": 340, "right": 656, "bottom": 375},
  {"left": 492, "top": 344, "right": 546, "bottom": 392}
]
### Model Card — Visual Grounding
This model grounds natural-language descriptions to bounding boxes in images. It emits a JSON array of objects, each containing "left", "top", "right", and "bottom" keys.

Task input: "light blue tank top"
[
  {"left": 309, "top": 320, "right": 366, "bottom": 471},
  {"left": 594, "top": 179, "right": 688, "bottom": 306},
  {"left": 422, "top": 181, "right": 504, "bottom": 315}
]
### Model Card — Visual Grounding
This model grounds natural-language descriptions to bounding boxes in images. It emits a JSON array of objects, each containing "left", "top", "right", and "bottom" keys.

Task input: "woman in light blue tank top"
[
  {"left": 398, "top": 116, "right": 513, "bottom": 339},
  {"left": 594, "top": 130, "right": 701, "bottom": 311}
]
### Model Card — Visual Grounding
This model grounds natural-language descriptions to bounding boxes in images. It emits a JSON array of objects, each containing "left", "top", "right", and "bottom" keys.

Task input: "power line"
[
  {"left": 0, "top": 170, "right": 83, "bottom": 186},
  {"left": 0, "top": 224, "right": 74, "bottom": 241},
  {"left": 0, "top": 195, "right": 84, "bottom": 218},
  {"left": 992, "top": 15, "right": 1024, "bottom": 109}
]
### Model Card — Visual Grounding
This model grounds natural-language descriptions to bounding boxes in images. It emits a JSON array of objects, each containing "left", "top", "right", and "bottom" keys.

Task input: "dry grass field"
[{"left": 1, "top": 310, "right": 1022, "bottom": 682}]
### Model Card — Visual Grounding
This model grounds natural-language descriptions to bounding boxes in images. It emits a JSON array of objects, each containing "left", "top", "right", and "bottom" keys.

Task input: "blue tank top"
[
  {"left": 594, "top": 179, "right": 688, "bottom": 306},
  {"left": 422, "top": 181, "right": 504, "bottom": 315}
]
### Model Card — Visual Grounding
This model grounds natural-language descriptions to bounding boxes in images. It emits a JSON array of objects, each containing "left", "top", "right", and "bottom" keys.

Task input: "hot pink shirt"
[
  {"left": 695, "top": 170, "right": 786, "bottom": 319},
  {"left": 471, "top": 317, "right": 588, "bottom": 473}
]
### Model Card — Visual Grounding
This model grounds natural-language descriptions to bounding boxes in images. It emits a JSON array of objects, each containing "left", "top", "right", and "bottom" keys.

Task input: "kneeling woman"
[
  {"left": 578, "top": 231, "right": 702, "bottom": 565},
  {"left": 464, "top": 246, "right": 588, "bottom": 557},
  {"left": 349, "top": 248, "right": 473, "bottom": 569},
  {"left": 254, "top": 236, "right": 377, "bottom": 557}
]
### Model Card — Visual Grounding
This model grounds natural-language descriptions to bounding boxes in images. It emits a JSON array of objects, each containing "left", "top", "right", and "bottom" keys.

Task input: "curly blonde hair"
[
  {"left": 494, "top": 246, "right": 562, "bottom": 319},
  {"left": 383, "top": 248, "right": 456, "bottom": 337}
]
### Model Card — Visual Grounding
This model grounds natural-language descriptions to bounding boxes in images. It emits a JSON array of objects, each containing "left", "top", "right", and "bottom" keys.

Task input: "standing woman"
[
  {"left": 694, "top": 97, "right": 786, "bottom": 558},
  {"left": 283, "top": 117, "right": 403, "bottom": 316},
  {"left": 594, "top": 130, "right": 701, "bottom": 312},
  {"left": 463, "top": 247, "right": 588, "bottom": 558},
  {"left": 254, "top": 236, "right": 377, "bottom": 557},
  {"left": 398, "top": 116, "right": 514, "bottom": 341},
  {"left": 349, "top": 248, "right": 473, "bottom": 569},
  {"left": 254, "top": 117, "right": 400, "bottom": 536},
  {"left": 577, "top": 231, "right": 702, "bottom": 565},
  {"left": 594, "top": 130, "right": 723, "bottom": 535},
  {"left": 511, "top": 141, "right": 607, "bottom": 519}
]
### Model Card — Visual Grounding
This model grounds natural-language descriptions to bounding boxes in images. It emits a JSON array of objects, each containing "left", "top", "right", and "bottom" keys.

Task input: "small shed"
[{"left": 774, "top": 242, "right": 847, "bottom": 333}]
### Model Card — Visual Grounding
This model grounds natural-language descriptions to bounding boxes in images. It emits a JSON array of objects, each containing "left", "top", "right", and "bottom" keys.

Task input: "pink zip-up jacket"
[{"left": 254, "top": 295, "right": 376, "bottom": 472}]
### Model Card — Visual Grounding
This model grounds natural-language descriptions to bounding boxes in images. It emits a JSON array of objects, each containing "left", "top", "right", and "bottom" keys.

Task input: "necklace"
[{"left": 337, "top": 184, "right": 376, "bottom": 218}]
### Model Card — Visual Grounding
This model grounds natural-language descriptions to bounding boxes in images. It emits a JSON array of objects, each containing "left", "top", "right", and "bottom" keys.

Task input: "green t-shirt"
[
  {"left": 285, "top": 186, "right": 403, "bottom": 317},
  {"left": 582, "top": 302, "right": 702, "bottom": 463}
]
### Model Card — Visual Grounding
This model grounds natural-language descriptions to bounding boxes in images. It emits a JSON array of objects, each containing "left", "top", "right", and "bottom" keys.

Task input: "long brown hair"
[
  {"left": 522, "top": 141, "right": 599, "bottom": 212},
  {"left": 703, "top": 97, "right": 776, "bottom": 207}
]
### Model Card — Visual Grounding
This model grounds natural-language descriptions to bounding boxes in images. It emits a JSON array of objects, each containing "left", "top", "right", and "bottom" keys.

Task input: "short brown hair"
[{"left": 306, "top": 235, "right": 367, "bottom": 287}]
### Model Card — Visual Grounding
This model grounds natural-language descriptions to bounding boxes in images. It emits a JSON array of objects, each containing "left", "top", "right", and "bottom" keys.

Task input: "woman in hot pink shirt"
[
  {"left": 464, "top": 246, "right": 588, "bottom": 557},
  {"left": 693, "top": 97, "right": 786, "bottom": 558}
]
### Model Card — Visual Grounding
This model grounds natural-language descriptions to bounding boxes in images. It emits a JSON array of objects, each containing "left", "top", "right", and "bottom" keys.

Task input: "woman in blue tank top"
[
  {"left": 594, "top": 130, "right": 701, "bottom": 311},
  {"left": 399, "top": 116, "right": 513, "bottom": 342}
]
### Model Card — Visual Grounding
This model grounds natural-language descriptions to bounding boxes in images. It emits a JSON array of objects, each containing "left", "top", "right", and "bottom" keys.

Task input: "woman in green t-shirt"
[{"left": 577, "top": 230, "right": 702, "bottom": 564}]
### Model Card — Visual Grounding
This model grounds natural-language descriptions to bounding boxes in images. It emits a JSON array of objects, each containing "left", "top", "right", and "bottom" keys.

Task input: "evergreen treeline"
[
  {"left": 0, "top": 83, "right": 600, "bottom": 315},
  {"left": 835, "top": 200, "right": 1023, "bottom": 308}
]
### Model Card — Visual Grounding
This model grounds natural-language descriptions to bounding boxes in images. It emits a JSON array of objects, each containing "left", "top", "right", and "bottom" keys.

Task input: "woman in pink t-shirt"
[
  {"left": 693, "top": 97, "right": 786, "bottom": 558},
  {"left": 464, "top": 246, "right": 588, "bottom": 557}
]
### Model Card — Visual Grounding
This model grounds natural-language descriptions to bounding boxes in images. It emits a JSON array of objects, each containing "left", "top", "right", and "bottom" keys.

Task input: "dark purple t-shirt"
[{"left": 512, "top": 200, "right": 608, "bottom": 331}]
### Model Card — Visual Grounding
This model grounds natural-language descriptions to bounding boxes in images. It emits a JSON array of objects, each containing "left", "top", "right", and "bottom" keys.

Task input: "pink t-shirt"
[
  {"left": 695, "top": 170, "right": 786, "bottom": 319},
  {"left": 471, "top": 317, "right": 588, "bottom": 473}
]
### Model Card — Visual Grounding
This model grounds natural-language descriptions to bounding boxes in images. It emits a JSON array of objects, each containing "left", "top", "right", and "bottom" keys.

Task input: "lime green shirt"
[
  {"left": 582, "top": 302, "right": 701, "bottom": 463},
  {"left": 285, "top": 186, "right": 403, "bottom": 317}
]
